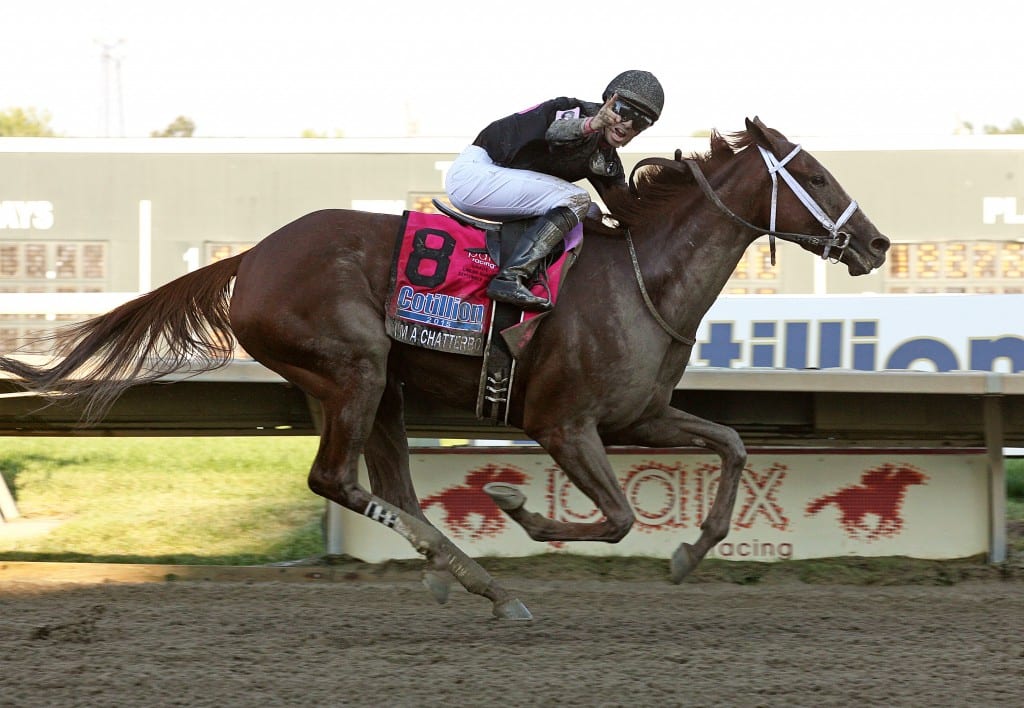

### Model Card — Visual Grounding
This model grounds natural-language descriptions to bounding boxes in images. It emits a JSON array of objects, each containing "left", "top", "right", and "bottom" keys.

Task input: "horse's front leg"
[
  {"left": 608, "top": 407, "right": 748, "bottom": 583},
  {"left": 486, "top": 422, "right": 637, "bottom": 543}
]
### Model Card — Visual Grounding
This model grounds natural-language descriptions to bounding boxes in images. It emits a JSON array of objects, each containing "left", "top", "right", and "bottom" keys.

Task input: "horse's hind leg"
[
  {"left": 363, "top": 375, "right": 454, "bottom": 604},
  {"left": 363, "top": 376, "right": 419, "bottom": 512},
  {"left": 292, "top": 346, "right": 529, "bottom": 619},
  {"left": 312, "top": 402, "right": 528, "bottom": 618},
  {"left": 234, "top": 279, "right": 526, "bottom": 615}
]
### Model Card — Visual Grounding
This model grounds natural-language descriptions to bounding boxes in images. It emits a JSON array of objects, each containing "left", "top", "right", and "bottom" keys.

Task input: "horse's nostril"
[{"left": 872, "top": 236, "right": 891, "bottom": 253}]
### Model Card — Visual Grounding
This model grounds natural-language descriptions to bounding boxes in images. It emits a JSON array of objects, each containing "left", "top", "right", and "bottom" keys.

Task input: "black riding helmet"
[{"left": 603, "top": 70, "right": 664, "bottom": 125}]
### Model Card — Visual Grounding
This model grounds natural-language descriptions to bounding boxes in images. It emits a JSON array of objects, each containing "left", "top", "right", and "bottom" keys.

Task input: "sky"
[{"left": 3, "top": 0, "right": 1024, "bottom": 141}]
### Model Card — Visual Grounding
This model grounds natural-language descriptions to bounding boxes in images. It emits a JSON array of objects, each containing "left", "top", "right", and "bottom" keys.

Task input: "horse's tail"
[{"left": 0, "top": 253, "right": 246, "bottom": 421}]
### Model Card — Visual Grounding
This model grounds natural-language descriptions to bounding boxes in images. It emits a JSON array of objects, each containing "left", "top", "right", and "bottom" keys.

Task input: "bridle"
[
  {"left": 756, "top": 145, "right": 857, "bottom": 263},
  {"left": 623, "top": 143, "right": 860, "bottom": 346},
  {"left": 629, "top": 145, "right": 858, "bottom": 264}
]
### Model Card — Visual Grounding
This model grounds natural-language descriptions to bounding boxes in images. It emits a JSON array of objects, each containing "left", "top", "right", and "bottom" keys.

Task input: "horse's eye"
[{"left": 809, "top": 175, "right": 828, "bottom": 188}]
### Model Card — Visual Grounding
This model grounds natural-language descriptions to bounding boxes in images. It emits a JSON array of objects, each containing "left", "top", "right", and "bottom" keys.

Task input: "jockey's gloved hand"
[{"left": 591, "top": 93, "right": 623, "bottom": 131}]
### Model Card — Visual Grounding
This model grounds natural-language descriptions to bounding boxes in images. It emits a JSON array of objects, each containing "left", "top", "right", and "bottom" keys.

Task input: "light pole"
[{"left": 96, "top": 39, "right": 125, "bottom": 137}]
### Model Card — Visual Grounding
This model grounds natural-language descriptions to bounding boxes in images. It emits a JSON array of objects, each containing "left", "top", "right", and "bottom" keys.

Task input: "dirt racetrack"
[{"left": 1, "top": 565, "right": 1022, "bottom": 708}]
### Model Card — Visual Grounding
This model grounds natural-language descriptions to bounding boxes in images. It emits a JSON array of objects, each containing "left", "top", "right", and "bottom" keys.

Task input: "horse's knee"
[{"left": 723, "top": 429, "right": 747, "bottom": 466}]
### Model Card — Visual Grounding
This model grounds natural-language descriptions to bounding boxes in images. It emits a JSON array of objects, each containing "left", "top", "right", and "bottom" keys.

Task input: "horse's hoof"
[
  {"left": 492, "top": 598, "right": 533, "bottom": 620},
  {"left": 421, "top": 570, "right": 452, "bottom": 605},
  {"left": 483, "top": 483, "right": 527, "bottom": 512},
  {"left": 670, "top": 543, "right": 698, "bottom": 584}
]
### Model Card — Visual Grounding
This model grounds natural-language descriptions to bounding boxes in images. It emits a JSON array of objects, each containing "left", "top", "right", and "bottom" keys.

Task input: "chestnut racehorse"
[{"left": 0, "top": 118, "right": 889, "bottom": 619}]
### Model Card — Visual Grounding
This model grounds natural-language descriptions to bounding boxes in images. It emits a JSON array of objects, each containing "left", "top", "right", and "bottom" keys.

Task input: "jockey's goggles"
[{"left": 612, "top": 99, "right": 655, "bottom": 131}]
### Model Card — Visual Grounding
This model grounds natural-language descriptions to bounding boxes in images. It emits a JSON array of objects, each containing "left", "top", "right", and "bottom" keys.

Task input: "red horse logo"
[
  {"left": 805, "top": 463, "right": 928, "bottom": 540},
  {"left": 421, "top": 464, "right": 529, "bottom": 540}
]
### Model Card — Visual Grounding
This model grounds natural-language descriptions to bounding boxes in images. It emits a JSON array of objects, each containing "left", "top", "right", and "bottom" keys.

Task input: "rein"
[
  {"left": 624, "top": 229, "right": 696, "bottom": 346},
  {"left": 629, "top": 147, "right": 857, "bottom": 265}
]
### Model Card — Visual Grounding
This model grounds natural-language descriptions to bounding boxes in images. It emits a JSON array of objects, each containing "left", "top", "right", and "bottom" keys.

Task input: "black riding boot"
[{"left": 487, "top": 206, "right": 576, "bottom": 312}]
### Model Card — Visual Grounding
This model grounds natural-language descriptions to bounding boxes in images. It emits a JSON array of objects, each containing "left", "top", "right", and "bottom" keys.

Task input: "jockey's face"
[{"left": 604, "top": 98, "right": 653, "bottom": 148}]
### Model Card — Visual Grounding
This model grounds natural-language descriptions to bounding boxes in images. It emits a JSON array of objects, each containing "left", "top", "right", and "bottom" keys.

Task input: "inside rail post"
[
  {"left": 983, "top": 392, "right": 1007, "bottom": 564},
  {"left": 0, "top": 472, "right": 19, "bottom": 522},
  {"left": 323, "top": 499, "right": 345, "bottom": 556}
]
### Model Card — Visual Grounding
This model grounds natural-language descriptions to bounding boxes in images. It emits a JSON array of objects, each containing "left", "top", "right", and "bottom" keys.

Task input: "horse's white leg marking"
[{"left": 362, "top": 497, "right": 532, "bottom": 620}]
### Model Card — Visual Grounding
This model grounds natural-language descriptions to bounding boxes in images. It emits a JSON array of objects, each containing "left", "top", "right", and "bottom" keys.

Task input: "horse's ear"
[
  {"left": 745, "top": 116, "right": 784, "bottom": 152},
  {"left": 745, "top": 116, "right": 768, "bottom": 142}
]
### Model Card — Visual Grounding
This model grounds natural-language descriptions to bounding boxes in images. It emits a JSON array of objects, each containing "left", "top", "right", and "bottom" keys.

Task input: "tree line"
[
  {"left": 4, "top": 106, "right": 1024, "bottom": 138},
  {"left": 0, "top": 108, "right": 196, "bottom": 137}
]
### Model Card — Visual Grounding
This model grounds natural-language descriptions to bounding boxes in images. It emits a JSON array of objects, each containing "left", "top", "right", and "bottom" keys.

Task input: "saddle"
[{"left": 431, "top": 199, "right": 564, "bottom": 275}]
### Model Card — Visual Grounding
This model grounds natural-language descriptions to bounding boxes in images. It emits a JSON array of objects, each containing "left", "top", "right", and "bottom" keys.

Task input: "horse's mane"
[{"left": 596, "top": 128, "right": 755, "bottom": 231}]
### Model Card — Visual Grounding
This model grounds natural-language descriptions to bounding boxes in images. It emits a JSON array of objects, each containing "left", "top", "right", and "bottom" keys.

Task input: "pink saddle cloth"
[{"left": 385, "top": 211, "right": 579, "bottom": 356}]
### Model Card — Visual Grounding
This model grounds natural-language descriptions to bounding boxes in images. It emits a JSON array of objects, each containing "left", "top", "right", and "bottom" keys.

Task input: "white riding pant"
[{"left": 445, "top": 145, "right": 590, "bottom": 222}]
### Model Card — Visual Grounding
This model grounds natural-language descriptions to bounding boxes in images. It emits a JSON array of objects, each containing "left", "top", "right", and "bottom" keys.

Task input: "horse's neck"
[{"left": 636, "top": 158, "right": 765, "bottom": 333}]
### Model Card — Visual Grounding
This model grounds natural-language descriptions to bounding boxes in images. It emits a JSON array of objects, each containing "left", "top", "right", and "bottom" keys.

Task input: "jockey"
[{"left": 445, "top": 69, "right": 664, "bottom": 311}]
